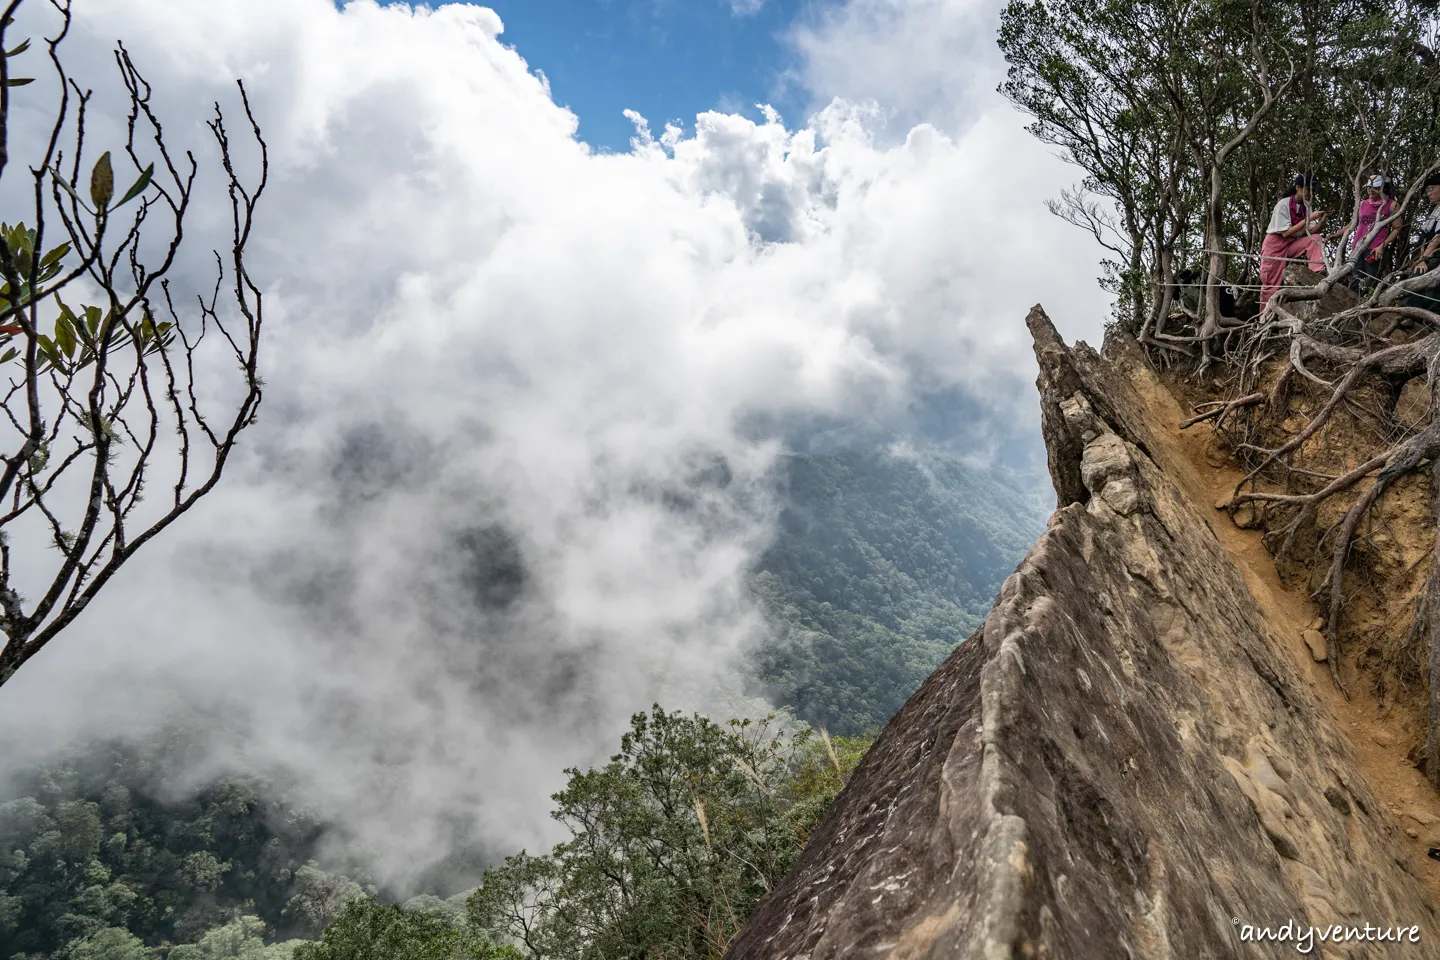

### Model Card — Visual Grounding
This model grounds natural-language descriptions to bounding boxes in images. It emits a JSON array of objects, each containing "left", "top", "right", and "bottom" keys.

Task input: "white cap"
[{"left": 1369, "top": 175, "right": 1386, "bottom": 189}]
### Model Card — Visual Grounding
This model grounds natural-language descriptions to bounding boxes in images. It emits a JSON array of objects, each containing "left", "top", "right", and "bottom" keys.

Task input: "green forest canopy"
[{"left": 749, "top": 448, "right": 1046, "bottom": 735}]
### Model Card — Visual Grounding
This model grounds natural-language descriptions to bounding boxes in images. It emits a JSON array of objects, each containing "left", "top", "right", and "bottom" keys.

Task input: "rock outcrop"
[{"left": 725, "top": 307, "right": 1440, "bottom": 959}]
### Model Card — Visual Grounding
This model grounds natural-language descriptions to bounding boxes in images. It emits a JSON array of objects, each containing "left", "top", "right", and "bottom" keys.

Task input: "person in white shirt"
[
  {"left": 1259, "top": 173, "right": 1328, "bottom": 307},
  {"left": 1400, "top": 172, "right": 1440, "bottom": 312}
]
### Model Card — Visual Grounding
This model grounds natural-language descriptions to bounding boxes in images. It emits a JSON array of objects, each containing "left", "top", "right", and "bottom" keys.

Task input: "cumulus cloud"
[
  {"left": 789, "top": 0, "right": 1008, "bottom": 139},
  {"left": 0, "top": 0, "right": 1105, "bottom": 891}
]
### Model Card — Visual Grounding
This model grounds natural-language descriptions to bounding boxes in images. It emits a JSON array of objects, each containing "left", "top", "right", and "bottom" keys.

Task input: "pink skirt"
[{"left": 1259, "top": 232, "right": 1325, "bottom": 306}]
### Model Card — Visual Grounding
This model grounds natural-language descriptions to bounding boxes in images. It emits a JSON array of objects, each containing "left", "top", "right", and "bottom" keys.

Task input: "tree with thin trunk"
[{"left": 0, "top": 0, "right": 268, "bottom": 689}]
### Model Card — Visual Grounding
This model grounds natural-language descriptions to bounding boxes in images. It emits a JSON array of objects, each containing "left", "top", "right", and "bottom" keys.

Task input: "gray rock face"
[
  {"left": 725, "top": 306, "right": 1439, "bottom": 959},
  {"left": 1280, "top": 262, "right": 1358, "bottom": 321}
]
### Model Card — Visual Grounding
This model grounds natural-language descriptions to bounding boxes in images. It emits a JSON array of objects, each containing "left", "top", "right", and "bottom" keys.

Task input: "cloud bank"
[{"left": 0, "top": 0, "right": 1106, "bottom": 890}]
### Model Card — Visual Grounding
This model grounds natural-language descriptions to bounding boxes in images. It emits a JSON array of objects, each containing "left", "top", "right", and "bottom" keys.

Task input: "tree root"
[
  {"left": 1231, "top": 334, "right": 1437, "bottom": 495},
  {"left": 1426, "top": 458, "right": 1440, "bottom": 787},
  {"left": 1158, "top": 265, "right": 1440, "bottom": 755},
  {"left": 1183, "top": 314, "right": 1440, "bottom": 699},
  {"left": 1180, "top": 392, "right": 1265, "bottom": 429}
]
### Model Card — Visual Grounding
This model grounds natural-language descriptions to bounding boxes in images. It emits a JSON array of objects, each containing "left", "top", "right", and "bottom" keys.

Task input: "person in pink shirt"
[
  {"left": 1329, "top": 175, "right": 1396, "bottom": 291},
  {"left": 1260, "top": 173, "right": 1327, "bottom": 307}
]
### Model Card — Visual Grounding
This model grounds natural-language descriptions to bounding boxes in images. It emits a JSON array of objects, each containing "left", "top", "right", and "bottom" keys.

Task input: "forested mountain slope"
[
  {"left": 750, "top": 447, "right": 1048, "bottom": 734},
  {"left": 0, "top": 732, "right": 372, "bottom": 959}
]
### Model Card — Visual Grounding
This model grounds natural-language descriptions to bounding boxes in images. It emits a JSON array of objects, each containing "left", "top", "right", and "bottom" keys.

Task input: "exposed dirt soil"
[{"left": 1129, "top": 360, "right": 1440, "bottom": 905}]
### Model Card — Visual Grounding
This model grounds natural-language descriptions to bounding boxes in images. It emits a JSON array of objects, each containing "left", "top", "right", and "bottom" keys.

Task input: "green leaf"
[
  {"left": 40, "top": 242, "right": 70, "bottom": 269},
  {"left": 35, "top": 333, "right": 60, "bottom": 370},
  {"left": 50, "top": 170, "right": 95, "bottom": 214},
  {"left": 5, "top": 39, "right": 30, "bottom": 58},
  {"left": 116, "top": 163, "right": 154, "bottom": 207},
  {"left": 90, "top": 152, "right": 114, "bottom": 210},
  {"left": 4, "top": 77, "right": 33, "bottom": 87},
  {"left": 3, "top": 222, "right": 28, "bottom": 255},
  {"left": 58, "top": 301, "right": 87, "bottom": 346},
  {"left": 0, "top": 347, "right": 15, "bottom": 363},
  {"left": 83, "top": 305, "right": 102, "bottom": 339},
  {"left": 55, "top": 313, "right": 75, "bottom": 358}
]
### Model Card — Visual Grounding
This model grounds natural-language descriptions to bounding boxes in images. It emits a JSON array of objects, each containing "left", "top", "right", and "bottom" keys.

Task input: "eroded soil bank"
[{"left": 1141, "top": 351, "right": 1440, "bottom": 906}]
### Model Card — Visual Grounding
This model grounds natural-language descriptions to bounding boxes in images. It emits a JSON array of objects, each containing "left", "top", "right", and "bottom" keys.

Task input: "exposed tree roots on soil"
[{"left": 1158, "top": 265, "right": 1440, "bottom": 785}]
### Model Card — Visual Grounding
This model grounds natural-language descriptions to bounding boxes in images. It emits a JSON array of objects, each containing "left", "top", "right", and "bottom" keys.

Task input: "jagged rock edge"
[{"left": 724, "top": 305, "right": 1439, "bottom": 960}]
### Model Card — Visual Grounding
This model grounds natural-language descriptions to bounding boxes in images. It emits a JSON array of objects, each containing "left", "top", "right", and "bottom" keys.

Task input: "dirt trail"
[{"left": 1126, "top": 362, "right": 1440, "bottom": 904}]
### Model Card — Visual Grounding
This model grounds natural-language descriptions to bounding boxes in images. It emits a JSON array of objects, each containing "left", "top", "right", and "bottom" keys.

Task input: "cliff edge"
[{"left": 725, "top": 306, "right": 1440, "bottom": 959}]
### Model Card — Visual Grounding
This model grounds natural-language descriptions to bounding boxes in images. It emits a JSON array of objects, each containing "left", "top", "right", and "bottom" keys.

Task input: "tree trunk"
[
  {"left": 1201, "top": 154, "right": 1227, "bottom": 336},
  {"left": 1427, "top": 377, "right": 1440, "bottom": 786},
  {"left": 1428, "top": 565, "right": 1440, "bottom": 787}
]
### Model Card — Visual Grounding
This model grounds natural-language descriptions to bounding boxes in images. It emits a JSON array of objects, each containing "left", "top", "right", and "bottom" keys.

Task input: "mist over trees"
[
  {"left": 0, "top": 730, "right": 361, "bottom": 958},
  {"left": 0, "top": 439, "right": 1036, "bottom": 958},
  {"left": 1, "top": 710, "right": 873, "bottom": 960}
]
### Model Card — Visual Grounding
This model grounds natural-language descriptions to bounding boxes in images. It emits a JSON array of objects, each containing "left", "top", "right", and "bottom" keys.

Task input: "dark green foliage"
[
  {"left": 58, "top": 926, "right": 150, "bottom": 960},
  {"left": 751, "top": 449, "right": 1047, "bottom": 733},
  {"left": 292, "top": 900, "right": 514, "bottom": 960},
  {"left": 467, "top": 707, "right": 873, "bottom": 960},
  {"left": 0, "top": 735, "right": 366, "bottom": 958},
  {"left": 3, "top": 710, "right": 871, "bottom": 960}
]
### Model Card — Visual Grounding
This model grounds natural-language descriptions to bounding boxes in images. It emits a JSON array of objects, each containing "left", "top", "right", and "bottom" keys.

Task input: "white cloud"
[
  {"left": 0, "top": 0, "right": 1106, "bottom": 890},
  {"left": 789, "top": 0, "right": 1007, "bottom": 139},
  {"left": 728, "top": 0, "right": 767, "bottom": 15}
]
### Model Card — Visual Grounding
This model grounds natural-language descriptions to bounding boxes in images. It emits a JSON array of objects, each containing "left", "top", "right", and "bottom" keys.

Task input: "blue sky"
[{"left": 376, "top": 0, "right": 812, "bottom": 150}]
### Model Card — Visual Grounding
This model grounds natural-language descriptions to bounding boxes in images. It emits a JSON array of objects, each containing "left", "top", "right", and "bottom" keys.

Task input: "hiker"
[
  {"left": 1332, "top": 175, "right": 1396, "bottom": 291},
  {"left": 1260, "top": 174, "right": 1327, "bottom": 307},
  {"left": 1399, "top": 172, "right": 1440, "bottom": 313}
]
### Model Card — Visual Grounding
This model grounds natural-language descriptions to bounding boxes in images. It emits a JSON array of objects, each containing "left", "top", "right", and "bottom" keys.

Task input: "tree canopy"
[
  {"left": 999, "top": 0, "right": 1440, "bottom": 339},
  {"left": 466, "top": 707, "right": 871, "bottom": 960}
]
